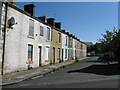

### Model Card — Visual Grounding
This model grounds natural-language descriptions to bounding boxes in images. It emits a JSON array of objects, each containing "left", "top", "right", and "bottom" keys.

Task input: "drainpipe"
[{"left": 1, "top": 2, "right": 8, "bottom": 75}]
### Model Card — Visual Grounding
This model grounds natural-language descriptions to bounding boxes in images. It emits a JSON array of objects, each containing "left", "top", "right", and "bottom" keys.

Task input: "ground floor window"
[
  {"left": 65, "top": 49, "right": 67, "bottom": 59},
  {"left": 58, "top": 48, "right": 60, "bottom": 59},
  {"left": 46, "top": 47, "right": 50, "bottom": 60},
  {"left": 28, "top": 44, "right": 33, "bottom": 62}
]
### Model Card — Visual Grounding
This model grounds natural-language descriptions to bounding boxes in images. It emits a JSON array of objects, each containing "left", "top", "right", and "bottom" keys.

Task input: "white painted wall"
[
  {"left": 73, "top": 38, "right": 76, "bottom": 59},
  {"left": 82, "top": 44, "right": 87, "bottom": 58},
  {"left": 2, "top": 5, "right": 51, "bottom": 74},
  {"left": 62, "top": 33, "right": 68, "bottom": 61}
]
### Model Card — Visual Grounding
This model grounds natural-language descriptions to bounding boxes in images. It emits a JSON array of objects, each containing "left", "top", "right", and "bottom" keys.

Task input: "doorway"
[
  {"left": 62, "top": 49, "right": 64, "bottom": 62},
  {"left": 53, "top": 47, "right": 55, "bottom": 64},
  {"left": 38, "top": 46, "right": 42, "bottom": 66}
]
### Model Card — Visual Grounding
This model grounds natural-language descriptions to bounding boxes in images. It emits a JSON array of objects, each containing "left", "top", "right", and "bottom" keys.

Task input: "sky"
[{"left": 16, "top": 2, "right": 118, "bottom": 44}]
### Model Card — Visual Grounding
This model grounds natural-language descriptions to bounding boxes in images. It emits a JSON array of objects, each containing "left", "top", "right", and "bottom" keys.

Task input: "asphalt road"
[{"left": 2, "top": 57, "right": 119, "bottom": 88}]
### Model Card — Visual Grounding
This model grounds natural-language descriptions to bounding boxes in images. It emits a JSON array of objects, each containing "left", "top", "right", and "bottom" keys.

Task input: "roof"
[{"left": 83, "top": 42, "right": 94, "bottom": 46}]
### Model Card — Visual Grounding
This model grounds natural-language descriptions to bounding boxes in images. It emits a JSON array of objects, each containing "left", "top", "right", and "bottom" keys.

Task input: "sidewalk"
[{"left": 1, "top": 57, "right": 88, "bottom": 86}]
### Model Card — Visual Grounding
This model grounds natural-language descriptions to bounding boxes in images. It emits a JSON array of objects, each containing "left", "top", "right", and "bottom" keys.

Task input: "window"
[
  {"left": 47, "top": 27, "right": 50, "bottom": 40},
  {"left": 28, "top": 45, "right": 33, "bottom": 62},
  {"left": 29, "top": 19, "right": 34, "bottom": 37},
  {"left": 40, "top": 26, "right": 44, "bottom": 36},
  {"left": 46, "top": 47, "right": 50, "bottom": 60},
  {"left": 65, "top": 49, "right": 67, "bottom": 59},
  {"left": 65, "top": 36, "right": 67, "bottom": 45},
  {"left": 58, "top": 33, "right": 61, "bottom": 43},
  {"left": 70, "top": 39, "right": 72, "bottom": 47},
  {"left": 57, "top": 48, "right": 60, "bottom": 59}
]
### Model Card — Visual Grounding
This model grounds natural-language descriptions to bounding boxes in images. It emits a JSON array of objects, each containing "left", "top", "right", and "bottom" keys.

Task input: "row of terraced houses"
[{"left": 0, "top": 2, "right": 87, "bottom": 75}]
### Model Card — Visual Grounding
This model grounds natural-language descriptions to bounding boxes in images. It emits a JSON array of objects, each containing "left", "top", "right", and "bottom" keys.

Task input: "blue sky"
[{"left": 16, "top": 2, "right": 118, "bottom": 44}]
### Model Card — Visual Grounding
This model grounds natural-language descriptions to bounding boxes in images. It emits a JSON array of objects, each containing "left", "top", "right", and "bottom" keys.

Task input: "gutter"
[{"left": 1, "top": 2, "right": 8, "bottom": 75}]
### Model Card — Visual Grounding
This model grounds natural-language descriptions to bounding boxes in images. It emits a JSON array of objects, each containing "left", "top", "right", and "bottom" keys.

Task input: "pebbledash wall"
[{"left": 0, "top": 2, "right": 87, "bottom": 75}]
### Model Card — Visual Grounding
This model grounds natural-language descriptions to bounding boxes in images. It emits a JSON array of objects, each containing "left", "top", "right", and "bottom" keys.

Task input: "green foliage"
[
  {"left": 75, "top": 57, "right": 79, "bottom": 62},
  {"left": 98, "top": 28, "right": 118, "bottom": 51},
  {"left": 96, "top": 27, "right": 120, "bottom": 62}
]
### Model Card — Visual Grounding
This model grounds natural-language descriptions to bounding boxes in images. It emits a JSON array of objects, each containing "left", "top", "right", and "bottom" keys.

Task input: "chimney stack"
[
  {"left": 62, "top": 30, "right": 65, "bottom": 32},
  {"left": 55, "top": 22, "right": 61, "bottom": 30},
  {"left": 47, "top": 18, "right": 55, "bottom": 26},
  {"left": 38, "top": 16, "right": 46, "bottom": 22},
  {"left": 24, "top": 4, "right": 35, "bottom": 16}
]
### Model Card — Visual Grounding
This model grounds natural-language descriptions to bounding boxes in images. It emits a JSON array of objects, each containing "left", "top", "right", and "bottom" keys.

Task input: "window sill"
[
  {"left": 26, "top": 61, "right": 33, "bottom": 64},
  {"left": 45, "top": 59, "right": 50, "bottom": 62},
  {"left": 57, "top": 42, "right": 61, "bottom": 45},
  {"left": 65, "top": 44, "right": 67, "bottom": 46},
  {"left": 27, "top": 35, "right": 35, "bottom": 39},
  {"left": 46, "top": 40, "right": 51, "bottom": 42}
]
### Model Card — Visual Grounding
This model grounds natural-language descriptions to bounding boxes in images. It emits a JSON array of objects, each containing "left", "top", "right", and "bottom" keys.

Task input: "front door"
[
  {"left": 38, "top": 46, "right": 41, "bottom": 66},
  {"left": 62, "top": 49, "right": 64, "bottom": 62},
  {"left": 53, "top": 47, "right": 55, "bottom": 64}
]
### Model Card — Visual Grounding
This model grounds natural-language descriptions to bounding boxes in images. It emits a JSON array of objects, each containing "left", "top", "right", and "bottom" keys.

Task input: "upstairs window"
[
  {"left": 70, "top": 39, "right": 72, "bottom": 47},
  {"left": 40, "top": 26, "right": 44, "bottom": 36},
  {"left": 29, "top": 19, "right": 34, "bottom": 37},
  {"left": 65, "top": 36, "right": 67, "bottom": 45},
  {"left": 47, "top": 27, "right": 50, "bottom": 40},
  {"left": 58, "top": 33, "right": 61, "bottom": 43}
]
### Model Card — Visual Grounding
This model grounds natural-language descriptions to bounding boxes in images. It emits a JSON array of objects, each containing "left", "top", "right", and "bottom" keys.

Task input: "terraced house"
[
  {"left": 0, "top": 2, "right": 87, "bottom": 75},
  {"left": 47, "top": 18, "right": 62, "bottom": 64},
  {"left": 62, "top": 30, "right": 69, "bottom": 61}
]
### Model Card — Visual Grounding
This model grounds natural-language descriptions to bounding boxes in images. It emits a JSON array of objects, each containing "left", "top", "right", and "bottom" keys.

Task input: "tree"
[{"left": 97, "top": 28, "right": 120, "bottom": 62}]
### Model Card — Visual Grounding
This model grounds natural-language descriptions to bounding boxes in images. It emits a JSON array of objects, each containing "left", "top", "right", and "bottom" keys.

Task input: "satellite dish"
[{"left": 8, "top": 17, "right": 16, "bottom": 28}]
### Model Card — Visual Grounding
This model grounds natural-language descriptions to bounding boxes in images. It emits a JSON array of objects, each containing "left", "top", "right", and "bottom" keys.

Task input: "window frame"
[
  {"left": 57, "top": 48, "right": 60, "bottom": 59},
  {"left": 65, "top": 49, "right": 67, "bottom": 59},
  {"left": 65, "top": 36, "right": 67, "bottom": 45},
  {"left": 58, "top": 33, "right": 61, "bottom": 43},
  {"left": 29, "top": 19, "right": 34, "bottom": 37},
  {"left": 47, "top": 27, "right": 50, "bottom": 40},
  {"left": 28, "top": 44, "right": 33, "bottom": 62},
  {"left": 46, "top": 46, "right": 50, "bottom": 60},
  {"left": 40, "top": 26, "right": 44, "bottom": 36}
]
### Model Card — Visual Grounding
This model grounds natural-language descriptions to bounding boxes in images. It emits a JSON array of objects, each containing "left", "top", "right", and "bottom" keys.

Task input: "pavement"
[{"left": 1, "top": 57, "right": 88, "bottom": 86}]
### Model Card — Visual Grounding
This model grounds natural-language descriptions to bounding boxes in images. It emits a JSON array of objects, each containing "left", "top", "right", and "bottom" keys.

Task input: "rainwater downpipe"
[{"left": 1, "top": 2, "right": 8, "bottom": 75}]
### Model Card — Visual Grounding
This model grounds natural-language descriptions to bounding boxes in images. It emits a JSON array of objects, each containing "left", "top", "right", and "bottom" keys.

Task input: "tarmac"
[{"left": 0, "top": 57, "right": 88, "bottom": 86}]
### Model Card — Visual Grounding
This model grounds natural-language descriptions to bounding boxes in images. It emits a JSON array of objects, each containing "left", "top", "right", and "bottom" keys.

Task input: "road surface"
[{"left": 2, "top": 57, "right": 119, "bottom": 88}]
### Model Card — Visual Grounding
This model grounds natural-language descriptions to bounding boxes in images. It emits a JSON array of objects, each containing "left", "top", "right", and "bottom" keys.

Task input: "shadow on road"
[{"left": 67, "top": 63, "right": 120, "bottom": 76}]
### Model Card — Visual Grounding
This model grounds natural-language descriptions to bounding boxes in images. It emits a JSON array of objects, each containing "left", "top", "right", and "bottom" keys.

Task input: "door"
[
  {"left": 38, "top": 46, "right": 41, "bottom": 66},
  {"left": 62, "top": 49, "right": 64, "bottom": 62},
  {"left": 53, "top": 47, "right": 55, "bottom": 64}
]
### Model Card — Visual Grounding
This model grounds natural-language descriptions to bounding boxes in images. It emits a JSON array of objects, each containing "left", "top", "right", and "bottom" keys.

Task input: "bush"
[{"left": 75, "top": 57, "right": 79, "bottom": 62}]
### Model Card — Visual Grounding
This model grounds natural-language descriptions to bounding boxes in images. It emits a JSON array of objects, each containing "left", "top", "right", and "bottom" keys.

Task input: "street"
[{"left": 2, "top": 57, "right": 119, "bottom": 88}]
